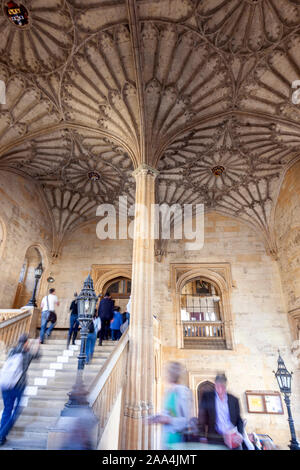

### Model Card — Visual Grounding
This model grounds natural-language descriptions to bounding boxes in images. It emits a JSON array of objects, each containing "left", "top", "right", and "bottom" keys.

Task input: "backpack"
[
  {"left": 88, "top": 321, "right": 95, "bottom": 334},
  {"left": 120, "top": 320, "right": 128, "bottom": 334},
  {"left": 0, "top": 352, "right": 24, "bottom": 390}
]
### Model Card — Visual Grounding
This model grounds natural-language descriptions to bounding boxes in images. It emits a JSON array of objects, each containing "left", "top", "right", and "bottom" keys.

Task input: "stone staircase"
[{"left": 0, "top": 338, "right": 117, "bottom": 450}]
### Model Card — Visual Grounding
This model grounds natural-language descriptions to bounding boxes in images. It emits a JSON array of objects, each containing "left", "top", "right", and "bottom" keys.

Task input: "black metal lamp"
[
  {"left": 76, "top": 274, "right": 98, "bottom": 370},
  {"left": 273, "top": 351, "right": 300, "bottom": 450},
  {"left": 26, "top": 262, "right": 43, "bottom": 307},
  {"left": 63, "top": 274, "right": 99, "bottom": 410}
]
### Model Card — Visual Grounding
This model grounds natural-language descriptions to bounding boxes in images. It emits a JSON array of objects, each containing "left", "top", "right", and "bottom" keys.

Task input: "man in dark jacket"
[
  {"left": 67, "top": 292, "right": 79, "bottom": 349},
  {"left": 0, "top": 334, "right": 41, "bottom": 445},
  {"left": 198, "top": 373, "right": 244, "bottom": 449},
  {"left": 98, "top": 292, "right": 114, "bottom": 345}
]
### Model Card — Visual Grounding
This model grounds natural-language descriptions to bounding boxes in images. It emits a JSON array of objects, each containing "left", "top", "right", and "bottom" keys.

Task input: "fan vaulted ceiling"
[{"left": 1, "top": 0, "right": 300, "bottom": 256}]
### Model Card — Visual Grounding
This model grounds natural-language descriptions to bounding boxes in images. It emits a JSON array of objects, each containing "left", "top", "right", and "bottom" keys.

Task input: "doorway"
[{"left": 102, "top": 276, "right": 131, "bottom": 313}]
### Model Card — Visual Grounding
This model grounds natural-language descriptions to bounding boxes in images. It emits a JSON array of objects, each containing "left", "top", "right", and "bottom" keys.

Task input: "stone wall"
[
  {"left": 47, "top": 222, "right": 133, "bottom": 327},
  {"left": 0, "top": 171, "right": 52, "bottom": 308},
  {"left": 153, "top": 212, "right": 299, "bottom": 450},
  {"left": 1, "top": 170, "right": 297, "bottom": 449},
  {"left": 48, "top": 210, "right": 299, "bottom": 448},
  {"left": 275, "top": 161, "right": 300, "bottom": 342}
]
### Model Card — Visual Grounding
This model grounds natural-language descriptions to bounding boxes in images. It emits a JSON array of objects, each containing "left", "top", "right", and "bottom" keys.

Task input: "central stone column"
[{"left": 122, "top": 164, "right": 159, "bottom": 450}]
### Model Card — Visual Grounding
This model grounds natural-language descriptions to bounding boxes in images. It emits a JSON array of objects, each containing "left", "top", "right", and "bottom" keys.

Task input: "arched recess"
[
  {"left": 92, "top": 265, "right": 132, "bottom": 312},
  {"left": 102, "top": 276, "right": 132, "bottom": 313},
  {"left": 171, "top": 264, "right": 234, "bottom": 350},
  {"left": 197, "top": 380, "right": 215, "bottom": 411},
  {"left": 13, "top": 244, "right": 48, "bottom": 308}
]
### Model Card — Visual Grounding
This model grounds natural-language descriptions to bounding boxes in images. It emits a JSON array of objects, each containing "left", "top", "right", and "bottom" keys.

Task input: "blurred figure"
[
  {"left": 59, "top": 412, "right": 97, "bottom": 450},
  {"left": 120, "top": 312, "right": 129, "bottom": 335},
  {"left": 86, "top": 311, "right": 101, "bottom": 364},
  {"left": 67, "top": 292, "right": 79, "bottom": 349},
  {"left": 148, "top": 361, "right": 192, "bottom": 450},
  {"left": 59, "top": 378, "right": 99, "bottom": 450},
  {"left": 254, "top": 433, "right": 276, "bottom": 450},
  {"left": 198, "top": 373, "right": 244, "bottom": 449},
  {"left": 40, "top": 288, "right": 59, "bottom": 343},
  {"left": 260, "top": 438, "right": 276, "bottom": 450},
  {"left": 126, "top": 296, "right": 131, "bottom": 318},
  {"left": 0, "top": 334, "right": 40, "bottom": 445},
  {"left": 242, "top": 419, "right": 255, "bottom": 450},
  {"left": 110, "top": 306, "right": 123, "bottom": 341},
  {"left": 249, "top": 432, "right": 262, "bottom": 450},
  {"left": 98, "top": 292, "right": 114, "bottom": 345}
]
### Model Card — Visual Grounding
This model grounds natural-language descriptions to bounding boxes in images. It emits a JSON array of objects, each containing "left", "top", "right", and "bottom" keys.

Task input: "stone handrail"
[
  {"left": 0, "top": 308, "right": 34, "bottom": 353},
  {"left": 88, "top": 329, "right": 129, "bottom": 446},
  {"left": 183, "top": 320, "right": 224, "bottom": 339}
]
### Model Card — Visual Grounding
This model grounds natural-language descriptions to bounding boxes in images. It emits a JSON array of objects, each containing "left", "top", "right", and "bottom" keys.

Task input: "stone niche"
[
  {"left": 0, "top": 171, "right": 51, "bottom": 309},
  {"left": 170, "top": 262, "right": 235, "bottom": 350}
]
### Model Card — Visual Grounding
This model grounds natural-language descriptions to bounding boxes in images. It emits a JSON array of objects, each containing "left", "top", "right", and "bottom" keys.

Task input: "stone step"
[
  {"left": 21, "top": 362, "right": 101, "bottom": 372},
  {"left": 25, "top": 388, "right": 70, "bottom": 400},
  {"left": 22, "top": 396, "right": 67, "bottom": 408},
  {"left": 37, "top": 351, "right": 111, "bottom": 361},
  {"left": 7, "top": 415, "right": 57, "bottom": 428},
  {"left": 8, "top": 428, "right": 49, "bottom": 441},
  {"left": 15, "top": 406, "right": 64, "bottom": 418},
  {"left": 0, "top": 335, "right": 117, "bottom": 450},
  {"left": 0, "top": 437, "right": 47, "bottom": 450},
  {"left": 41, "top": 339, "right": 117, "bottom": 346},
  {"left": 26, "top": 375, "right": 92, "bottom": 388},
  {"left": 27, "top": 365, "right": 96, "bottom": 376}
]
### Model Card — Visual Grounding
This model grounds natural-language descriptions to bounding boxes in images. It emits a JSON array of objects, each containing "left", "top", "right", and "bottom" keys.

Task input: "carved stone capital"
[
  {"left": 124, "top": 401, "right": 154, "bottom": 419},
  {"left": 132, "top": 164, "right": 159, "bottom": 180}
]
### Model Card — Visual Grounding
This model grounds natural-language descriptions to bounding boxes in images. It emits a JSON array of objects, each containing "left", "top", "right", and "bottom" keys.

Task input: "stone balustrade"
[
  {"left": 0, "top": 307, "right": 40, "bottom": 353},
  {"left": 88, "top": 330, "right": 129, "bottom": 446},
  {"left": 183, "top": 321, "right": 225, "bottom": 339}
]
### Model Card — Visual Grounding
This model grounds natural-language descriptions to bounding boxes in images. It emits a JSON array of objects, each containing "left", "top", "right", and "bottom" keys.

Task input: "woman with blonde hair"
[{"left": 148, "top": 361, "right": 192, "bottom": 449}]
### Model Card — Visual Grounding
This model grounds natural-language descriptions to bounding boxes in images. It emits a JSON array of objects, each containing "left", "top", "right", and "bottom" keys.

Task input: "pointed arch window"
[{"left": 181, "top": 278, "right": 226, "bottom": 349}]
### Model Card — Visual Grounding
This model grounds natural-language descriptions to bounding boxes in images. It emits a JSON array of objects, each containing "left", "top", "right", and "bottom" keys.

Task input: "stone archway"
[
  {"left": 92, "top": 265, "right": 132, "bottom": 294},
  {"left": 13, "top": 245, "right": 43, "bottom": 308},
  {"left": 91, "top": 264, "right": 132, "bottom": 311},
  {"left": 102, "top": 276, "right": 132, "bottom": 313},
  {"left": 197, "top": 380, "right": 215, "bottom": 406}
]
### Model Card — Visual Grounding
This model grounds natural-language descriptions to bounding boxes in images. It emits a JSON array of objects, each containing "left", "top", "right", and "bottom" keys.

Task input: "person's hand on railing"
[{"left": 148, "top": 414, "right": 172, "bottom": 425}]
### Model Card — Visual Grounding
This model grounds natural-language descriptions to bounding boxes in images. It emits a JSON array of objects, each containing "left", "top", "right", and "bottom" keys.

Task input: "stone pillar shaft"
[{"left": 122, "top": 165, "right": 158, "bottom": 450}]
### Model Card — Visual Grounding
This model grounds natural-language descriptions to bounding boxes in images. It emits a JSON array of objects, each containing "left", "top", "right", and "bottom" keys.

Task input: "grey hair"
[{"left": 215, "top": 373, "right": 227, "bottom": 385}]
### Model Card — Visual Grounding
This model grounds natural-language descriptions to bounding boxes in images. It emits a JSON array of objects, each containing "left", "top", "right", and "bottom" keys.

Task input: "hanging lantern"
[{"left": 76, "top": 274, "right": 98, "bottom": 325}]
